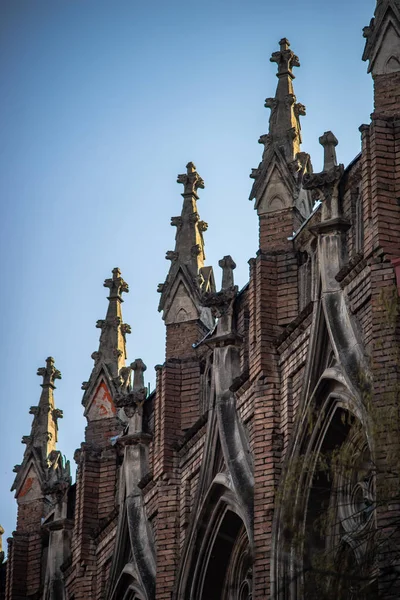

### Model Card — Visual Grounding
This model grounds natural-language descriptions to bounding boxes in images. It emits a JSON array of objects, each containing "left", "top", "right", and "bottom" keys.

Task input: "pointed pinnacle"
[
  {"left": 319, "top": 131, "right": 338, "bottom": 171},
  {"left": 219, "top": 255, "right": 237, "bottom": 290},
  {"left": 131, "top": 359, "right": 147, "bottom": 391}
]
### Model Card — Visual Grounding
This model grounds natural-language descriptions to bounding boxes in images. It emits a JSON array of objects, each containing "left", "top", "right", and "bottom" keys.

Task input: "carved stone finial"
[
  {"left": 114, "top": 359, "right": 148, "bottom": 434},
  {"left": 103, "top": 267, "right": 129, "bottom": 299},
  {"left": 303, "top": 139, "right": 345, "bottom": 222},
  {"left": 177, "top": 162, "right": 205, "bottom": 197},
  {"left": 131, "top": 359, "right": 147, "bottom": 391},
  {"left": 219, "top": 256, "right": 237, "bottom": 290},
  {"left": 319, "top": 131, "right": 338, "bottom": 171},
  {"left": 37, "top": 357, "right": 61, "bottom": 389},
  {"left": 270, "top": 38, "right": 300, "bottom": 78}
]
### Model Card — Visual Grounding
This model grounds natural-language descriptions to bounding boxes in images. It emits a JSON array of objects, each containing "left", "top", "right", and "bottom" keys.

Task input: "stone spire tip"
[
  {"left": 88, "top": 268, "right": 131, "bottom": 378},
  {"left": 270, "top": 37, "right": 300, "bottom": 77},
  {"left": 158, "top": 162, "right": 215, "bottom": 318},
  {"left": 177, "top": 162, "right": 205, "bottom": 196},
  {"left": 37, "top": 357, "right": 61, "bottom": 389},
  {"left": 104, "top": 267, "right": 129, "bottom": 298}
]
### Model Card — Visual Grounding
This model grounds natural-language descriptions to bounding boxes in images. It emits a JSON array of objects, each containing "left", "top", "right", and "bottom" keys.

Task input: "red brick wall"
[
  {"left": 360, "top": 116, "right": 400, "bottom": 261},
  {"left": 374, "top": 72, "right": 400, "bottom": 117}
]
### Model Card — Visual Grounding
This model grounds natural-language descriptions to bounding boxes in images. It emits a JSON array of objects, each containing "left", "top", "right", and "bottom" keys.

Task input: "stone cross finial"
[
  {"left": 37, "top": 357, "right": 61, "bottom": 389},
  {"left": 104, "top": 267, "right": 129, "bottom": 299},
  {"left": 270, "top": 38, "right": 300, "bottom": 77},
  {"left": 177, "top": 162, "right": 205, "bottom": 197},
  {"left": 219, "top": 255, "right": 237, "bottom": 290},
  {"left": 319, "top": 131, "right": 338, "bottom": 171},
  {"left": 131, "top": 359, "right": 147, "bottom": 391}
]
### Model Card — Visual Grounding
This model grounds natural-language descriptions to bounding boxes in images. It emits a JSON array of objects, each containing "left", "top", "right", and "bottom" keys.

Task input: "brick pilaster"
[
  {"left": 70, "top": 445, "right": 101, "bottom": 600},
  {"left": 250, "top": 251, "right": 283, "bottom": 597},
  {"left": 152, "top": 319, "right": 206, "bottom": 599},
  {"left": 259, "top": 208, "right": 302, "bottom": 327},
  {"left": 5, "top": 535, "right": 28, "bottom": 600}
]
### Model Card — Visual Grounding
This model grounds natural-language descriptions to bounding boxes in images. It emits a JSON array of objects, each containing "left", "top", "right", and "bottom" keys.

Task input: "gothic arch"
[
  {"left": 109, "top": 564, "right": 146, "bottom": 600},
  {"left": 385, "top": 55, "right": 400, "bottom": 74},
  {"left": 272, "top": 376, "right": 376, "bottom": 599},
  {"left": 269, "top": 195, "right": 285, "bottom": 211},
  {"left": 175, "top": 474, "right": 253, "bottom": 600}
]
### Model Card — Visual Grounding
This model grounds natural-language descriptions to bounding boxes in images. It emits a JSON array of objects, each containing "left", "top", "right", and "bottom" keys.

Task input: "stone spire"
[
  {"left": 363, "top": 0, "right": 400, "bottom": 75},
  {"left": 249, "top": 39, "right": 312, "bottom": 220},
  {"left": 11, "top": 358, "right": 70, "bottom": 496},
  {"left": 172, "top": 162, "right": 207, "bottom": 278},
  {"left": 265, "top": 38, "right": 305, "bottom": 162},
  {"left": 81, "top": 268, "right": 132, "bottom": 422},
  {"left": 158, "top": 162, "right": 215, "bottom": 326},
  {"left": 29, "top": 357, "right": 63, "bottom": 460},
  {"left": 93, "top": 267, "right": 131, "bottom": 379}
]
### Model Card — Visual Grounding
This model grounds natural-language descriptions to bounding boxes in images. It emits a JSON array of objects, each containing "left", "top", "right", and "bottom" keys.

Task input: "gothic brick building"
[{"left": 3, "top": 1, "right": 400, "bottom": 598}]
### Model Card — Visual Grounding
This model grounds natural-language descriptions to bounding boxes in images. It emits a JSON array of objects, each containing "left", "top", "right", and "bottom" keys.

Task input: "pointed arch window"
[{"left": 274, "top": 392, "right": 377, "bottom": 599}]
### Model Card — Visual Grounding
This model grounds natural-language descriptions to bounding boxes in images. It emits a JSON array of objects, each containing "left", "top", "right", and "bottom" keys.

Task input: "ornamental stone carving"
[
  {"left": 37, "top": 357, "right": 61, "bottom": 389},
  {"left": 177, "top": 162, "right": 205, "bottom": 197}
]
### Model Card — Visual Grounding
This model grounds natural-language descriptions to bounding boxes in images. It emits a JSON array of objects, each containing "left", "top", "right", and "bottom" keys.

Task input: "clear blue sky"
[{"left": 0, "top": 0, "right": 376, "bottom": 544}]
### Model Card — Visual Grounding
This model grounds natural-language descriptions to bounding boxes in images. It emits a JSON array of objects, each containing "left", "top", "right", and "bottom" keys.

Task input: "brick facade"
[{"left": 3, "top": 2, "right": 400, "bottom": 598}]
